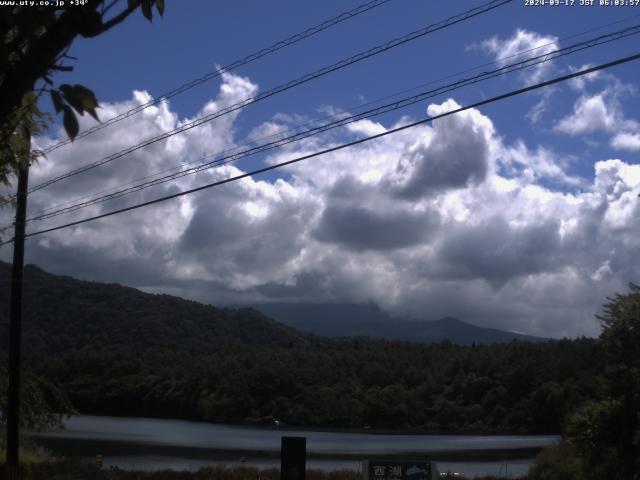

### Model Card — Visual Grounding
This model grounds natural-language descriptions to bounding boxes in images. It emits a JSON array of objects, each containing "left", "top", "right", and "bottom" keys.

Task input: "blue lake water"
[{"left": 30, "top": 415, "right": 559, "bottom": 478}]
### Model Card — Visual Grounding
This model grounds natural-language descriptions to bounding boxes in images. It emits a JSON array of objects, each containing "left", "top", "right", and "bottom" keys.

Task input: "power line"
[
  {"left": 23, "top": 11, "right": 640, "bottom": 223},
  {"left": 42, "top": 0, "right": 394, "bottom": 154},
  {"left": 26, "top": 13, "right": 640, "bottom": 222},
  {"left": 45, "top": 10, "right": 637, "bottom": 174},
  {"left": 29, "top": 0, "right": 512, "bottom": 193},
  {"left": 2, "top": 52, "right": 636, "bottom": 246},
  {"left": 24, "top": 23, "right": 640, "bottom": 224}
]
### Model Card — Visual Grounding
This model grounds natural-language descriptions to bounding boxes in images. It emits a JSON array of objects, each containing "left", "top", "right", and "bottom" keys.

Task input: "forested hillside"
[
  {"left": 0, "top": 261, "right": 607, "bottom": 435},
  {"left": 27, "top": 337, "right": 603, "bottom": 434},
  {"left": 0, "top": 262, "right": 313, "bottom": 351}
]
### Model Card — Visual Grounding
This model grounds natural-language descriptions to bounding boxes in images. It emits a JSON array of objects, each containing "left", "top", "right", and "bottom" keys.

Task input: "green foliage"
[
  {"left": 526, "top": 441, "right": 584, "bottom": 480},
  {"left": 0, "top": 356, "right": 75, "bottom": 431},
  {"left": 58, "top": 84, "right": 100, "bottom": 121},
  {"left": 598, "top": 283, "right": 640, "bottom": 397},
  {"left": 0, "top": 89, "right": 49, "bottom": 235},
  {"left": 563, "top": 283, "right": 640, "bottom": 480},
  {"left": 52, "top": 83, "right": 101, "bottom": 140},
  {"left": 0, "top": 91, "right": 48, "bottom": 176},
  {"left": 0, "top": 0, "right": 165, "bottom": 213},
  {"left": 563, "top": 399, "right": 631, "bottom": 480},
  {"left": 528, "top": 283, "right": 640, "bottom": 480},
  {"left": 0, "top": 438, "right": 52, "bottom": 465}
]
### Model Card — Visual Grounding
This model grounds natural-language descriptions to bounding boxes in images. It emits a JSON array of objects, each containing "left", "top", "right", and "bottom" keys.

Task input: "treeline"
[
  {"left": 27, "top": 337, "right": 603, "bottom": 434},
  {"left": 0, "top": 262, "right": 608, "bottom": 435}
]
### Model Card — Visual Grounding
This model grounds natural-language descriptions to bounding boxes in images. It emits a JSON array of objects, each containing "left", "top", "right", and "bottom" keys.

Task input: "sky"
[{"left": 2, "top": 0, "right": 640, "bottom": 338}]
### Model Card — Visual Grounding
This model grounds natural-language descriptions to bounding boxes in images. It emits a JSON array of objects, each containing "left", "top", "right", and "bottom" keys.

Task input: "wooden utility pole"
[{"left": 6, "top": 136, "right": 30, "bottom": 479}]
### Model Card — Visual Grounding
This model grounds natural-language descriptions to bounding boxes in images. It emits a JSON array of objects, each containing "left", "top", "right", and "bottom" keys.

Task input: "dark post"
[
  {"left": 6, "top": 148, "right": 30, "bottom": 478},
  {"left": 281, "top": 436, "right": 306, "bottom": 480}
]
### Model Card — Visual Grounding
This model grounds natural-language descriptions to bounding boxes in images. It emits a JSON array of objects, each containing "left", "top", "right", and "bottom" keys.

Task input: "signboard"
[{"left": 362, "top": 460, "right": 438, "bottom": 480}]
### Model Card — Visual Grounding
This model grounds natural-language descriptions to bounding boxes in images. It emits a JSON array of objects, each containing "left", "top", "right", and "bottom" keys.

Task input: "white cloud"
[
  {"left": 4, "top": 73, "right": 640, "bottom": 340},
  {"left": 555, "top": 83, "right": 640, "bottom": 154},
  {"left": 499, "top": 140, "right": 584, "bottom": 187},
  {"left": 555, "top": 93, "right": 619, "bottom": 135},
  {"left": 526, "top": 98, "right": 547, "bottom": 125},
  {"left": 480, "top": 29, "right": 559, "bottom": 84},
  {"left": 611, "top": 132, "right": 640, "bottom": 151},
  {"left": 567, "top": 64, "right": 601, "bottom": 91},
  {"left": 478, "top": 29, "right": 559, "bottom": 125}
]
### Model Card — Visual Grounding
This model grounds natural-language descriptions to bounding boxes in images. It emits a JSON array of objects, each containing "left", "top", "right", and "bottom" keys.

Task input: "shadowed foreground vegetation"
[
  {"left": 526, "top": 284, "right": 640, "bottom": 480},
  {"left": 0, "top": 460, "right": 506, "bottom": 480}
]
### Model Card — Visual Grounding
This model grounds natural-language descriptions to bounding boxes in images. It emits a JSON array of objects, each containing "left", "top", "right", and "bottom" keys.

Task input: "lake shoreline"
[
  {"left": 25, "top": 414, "right": 555, "bottom": 478},
  {"left": 31, "top": 436, "right": 546, "bottom": 462},
  {"left": 56, "top": 412, "right": 560, "bottom": 437}
]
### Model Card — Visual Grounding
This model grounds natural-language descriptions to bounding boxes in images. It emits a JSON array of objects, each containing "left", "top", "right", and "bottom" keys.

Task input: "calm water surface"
[{"left": 30, "top": 415, "right": 559, "bottom": 478}]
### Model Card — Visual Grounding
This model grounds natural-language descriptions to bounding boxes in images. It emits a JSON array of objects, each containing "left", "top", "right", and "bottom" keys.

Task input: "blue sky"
[
  {"left": 61, "top": 0, "right": 640, "bottom": 173},
  {"left": 3, "top": 0, "right": 640, "bottom": 338}
]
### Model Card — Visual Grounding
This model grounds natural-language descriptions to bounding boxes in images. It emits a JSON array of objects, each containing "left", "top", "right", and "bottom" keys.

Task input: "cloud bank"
[{"left": 2, "top": 70, "right": 639, "bottom": 339}]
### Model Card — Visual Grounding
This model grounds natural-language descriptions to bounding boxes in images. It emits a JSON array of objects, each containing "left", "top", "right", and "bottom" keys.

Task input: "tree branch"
[
  {"left": 102, "top": 0, "right": 122, "bottom": 16},
  {"left": 85, "top": 1, "right": 140, "bottom": 38}
]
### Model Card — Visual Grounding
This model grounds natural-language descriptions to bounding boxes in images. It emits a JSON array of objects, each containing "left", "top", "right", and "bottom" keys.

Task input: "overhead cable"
[
  {"left": 27, "top": 12, "right": 640, "bottom": 221},
  {"left": 3, "top": 51, "right": 636, "bottom": 246},
  {"left": 26, "top": 24, "right": 640, "bottom": 223},
  {"left": 30, "top": 0, "right": 512, "bottom": 193},
  {"left": 42, "top": 0, "right": 394, "bottom": 154}
]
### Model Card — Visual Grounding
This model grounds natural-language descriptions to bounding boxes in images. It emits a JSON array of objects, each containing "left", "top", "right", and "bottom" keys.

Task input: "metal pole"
[
  {"left": 6, "top": 153, "right": 30, "bottom": 479},
  {"left": 281, "top": 436, "right": 306, "bottom": 480}
]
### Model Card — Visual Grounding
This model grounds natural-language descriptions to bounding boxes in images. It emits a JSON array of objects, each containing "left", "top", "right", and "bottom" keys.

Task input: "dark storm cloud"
[
  {"left": 314, "top": 203, "right": 435, "bottom": 251},
  {"left": 23, "top": 240, "right": 171, "bottom": 289},
  {"left": 312, "top": 175, "right": 438, "bottom": 251},
  {"left": 435, "top": 217, "right": 563, "bottom": 286},
  {"left": 389, "top": 100, "right": 490, "bottom": 199}
]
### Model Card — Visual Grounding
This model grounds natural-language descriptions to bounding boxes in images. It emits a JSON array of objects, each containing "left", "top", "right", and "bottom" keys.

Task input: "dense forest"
[
  {"left": 0, "top": 263, "right": 637, "bottom": 479},
  {"left": 0, "top": 261, "right": 608, "bottom": 435},
  {"left": 25, "top": 337, "right": 603, "bottom": 434}
]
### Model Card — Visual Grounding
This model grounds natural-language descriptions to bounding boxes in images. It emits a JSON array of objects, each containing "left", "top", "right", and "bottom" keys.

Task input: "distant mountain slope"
[
  {"left": 255, "top": 302, "right": 546, "bottom": 345},
  {"left": 0, "top": 262, "right": 313, "bottom": 352}
]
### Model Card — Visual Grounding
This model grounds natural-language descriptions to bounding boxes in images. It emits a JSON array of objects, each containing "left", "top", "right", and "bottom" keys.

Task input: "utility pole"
[{"left": 6, "top": 128, "right": 30, "bottom": 480}]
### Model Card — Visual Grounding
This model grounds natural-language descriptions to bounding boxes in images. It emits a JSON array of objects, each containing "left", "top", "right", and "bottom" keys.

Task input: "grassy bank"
[
  {"left": 0, "top": 440, "right": 53, "bottom": 464},
  {"left": 0, "top": 460, "right": 508, "bottom": 480},
  {"left": 9, "top": 463, "right": 359, "bottom": 480}
]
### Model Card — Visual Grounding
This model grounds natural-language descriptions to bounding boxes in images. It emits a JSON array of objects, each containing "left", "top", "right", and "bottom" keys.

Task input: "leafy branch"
[{"left": 0, "top": 0, "right": 166, "bottom": 187}]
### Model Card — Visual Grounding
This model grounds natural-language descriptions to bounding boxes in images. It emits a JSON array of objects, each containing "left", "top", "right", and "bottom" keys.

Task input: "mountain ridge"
[
  {"left": 0, "top": 261, "right": 545, "bottom": 352},
  {"left": 255, "top": 302, "right": 547, "bottom": 344}
]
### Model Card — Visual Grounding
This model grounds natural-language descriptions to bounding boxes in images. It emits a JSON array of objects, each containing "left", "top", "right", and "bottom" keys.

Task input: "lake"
[{"left": 30, "top": 415, "right": 559, "bottom": 478}]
